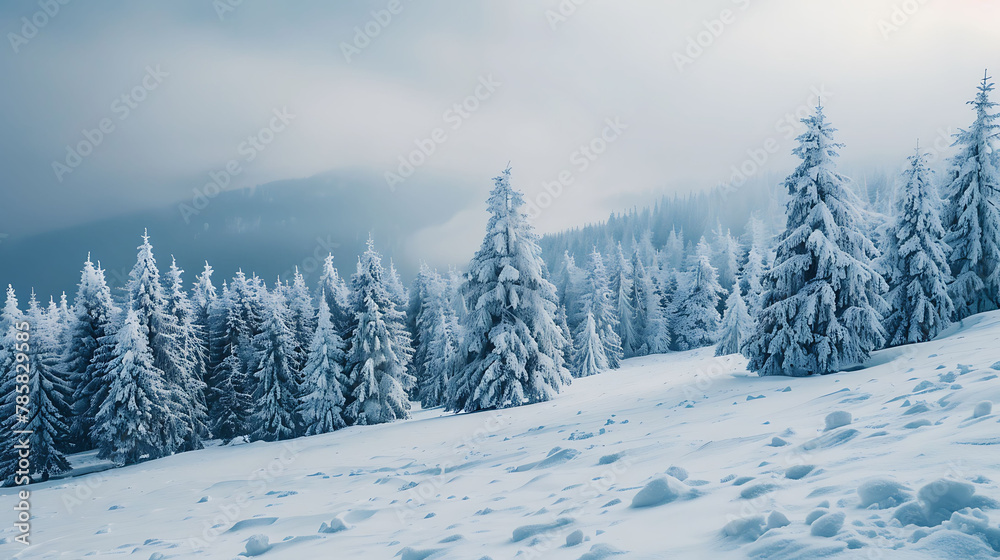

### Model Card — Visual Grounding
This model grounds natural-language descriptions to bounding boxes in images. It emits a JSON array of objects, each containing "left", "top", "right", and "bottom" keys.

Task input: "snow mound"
[
  {"left": 566, "top": 529, "right": 584, "bottom": 546},
  {"left": 824, "top": 411, "right": 852, "bottom": 431},
  {"left": 894, "top": 478, "right": 997, "bottom": 527},
  {"left": 740, "top": 483, "right": 778, "bottom": 500},
  {"left": 858, "top": 477, "right": 911, "bottom": 509},
  {"left": 513, "top": 447, "right": 579, "bottom": 472},
  {"left": 666, "top": 465, "right": 689, "bottom": 481},
  {"left": 722, "top": 515, "right": 765, "bottom": 541},
  {"left": 974, "top": 401, "right": 993, "bottom": 418},
  {"left": 785, "top": 465, "right": 815, "bottom": 480},
  {"left": 630, "top": 476, "right": 688, "bottom": 508},
  {"left": 318, "top": 517, "right": 349, "bottom": 533},
  {"left": 939, "top": 508, "right": 1000, "bottom": 552},
  {"left": 397, "top": 547, "right": 443, "bottom": 560},
  {"left": 767, "top": 511, "right": 790, "bottom": 529},
  {"left": 511, "top": 517, "right": 573, "bottom": 542},
  {"left": 244, "top": 534, "right": 271, "bottom": 556},
  {"left": 914, "top": 529, "right": 998, "bottom": 559},
  {"left": 576, "top": 543, "right": 625, "bottom": 559},
  {"left": 809, "top": 511, "right": 845, "bottom": 537}
]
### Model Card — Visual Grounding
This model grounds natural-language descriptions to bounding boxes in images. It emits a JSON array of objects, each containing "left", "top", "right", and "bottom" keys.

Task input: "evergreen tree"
[
  {"left": 62, "top": 256, "right": 117, "bottom": 450},
  {"left": 163, "top": 258, "right": 209, "bottom": 449},
  {"left": 745, "top": 105, "right": 887, "bottom": 376},
  {"left": 664, "top": 227, "right": 685, "bottom": 269},
  {"left": 210, "top": 282, "right": 252, "bottom": 442},
  {"left": 572, "top": 311, "right": 609, "bottom": 377},
  {"left": 344, "top": 238, "right": 415, "bottom": 424},
  {"left": 943, "top": 71, "right": 1000, "bottom": 319},
  {"left": 286, "top": 267, "right": 316, "bottom": 373},
  {"left": 715, "top": 280, "right": 754, "bottom": 356},
  {"left": 671, "top": 253, "right": 725, "bottom": 351},
  {"left": 628, "top": 246, "right": 651, "bottom": 356},
  {"left": 609, "top": 243, "right": 640, "bottom": 358},
  {"left": 93, "top": 307, "right": 173, "bottom": 466},
  {"left": 574, "top": 249, "right": 623, "bottom": 371},
  {"left": 880, "top": 147, "right": 954, "bottom": 346},
  {"left": 298, "top": 297, "right": 347, "bottom": 434},
  {"left": 20, "top": 294, "right": 72, "bottom": 479},
  {"left": 447, "top": 168, "right": 571, "bottom": 412},
  {"left": 414, "top": 270, "right": 461, "bottom": 408},
  {"left": 713, "top": 228, "right": 739, "bottom": 296},
  {"left": 555, "top": 250, "right": 585, "bottom": 331},
  {"left": 644, "top": 256, "right": 672, "bottom": 354},
  {"left": 249, "top": 285, "right": 302, "bottom": 441},
  {"left": 0, "top": 286, "right": 23, "bottom": 485},
  {"left": 319, "top": 254, "right": 352, "bottom": 336},
  {"left": 742, "top": 217, "right": 769, "bottom": 317}
]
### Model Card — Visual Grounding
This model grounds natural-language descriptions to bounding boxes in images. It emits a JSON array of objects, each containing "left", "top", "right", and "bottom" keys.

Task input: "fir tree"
[
  {"left": 664, "top": 227, "right": 685, "bottom": 270},
  {"left": 163, "top": 258, "right": 209, "bottom": 449},
  {"left": 671, "top": 253, "right": 725, "bottom": 351},
  {"left": 742, "top": 217, "right": 769, "bottom": 317},
  {"left": 298, "top": 297, "right": 347, "bottom": 434},
  {"left": 249, "top": 286, "right": 302, "bottom": 441},
  {"left": 344, "top": 237, "right": 415, "bottom": 424},
  {"left": 286, "top": 267, "right": 316, "bottom": 373},
  {"left": 319, "top": 253, "right": 352, "bottom": 336},
  {"left": 715, "top": 280, "right": 754, "bottom": 356},
  {"left": 745, "top": 105, "right": 887, "bottom": 376},
  {"left": 628, "top": 246, "right": 651, "bottom": 356},
  {"left": 210, "top": 282, "right": 252, "bottom": 442},
  {"left": 0, "top": 286, "right": 22, "bottom": 485},
  {"left": 572, "top": 311, "right": 609, "bottom": 377},
  {"left": 643, "top": 256, "right": 672, "bottom": 354},
  {"left": 609, "top": 243, "right": 640, "bottom": 358},
  {"left": 447, "top": 168, "right": 571, "bottom": 412},
  {"left": 414, "top": 271, "right": 461, "bottom": 408},
  {"left": 20, "top": 294, "right": 72, "bottom": 479},
  {"left": 943, "top": 71, "right": 1000, "bottom": 318},
  {"left": 93, "top": 307, "right": 172, "bottom": 466},
  {"left": 62, "top": 256, "right": 117, "bottom": 450},
  {"left": 574, "top": 249, "right": 623, "bottom": 371},
  {"left": 880, "top": 146, "right": 954, "bottom": 346}
]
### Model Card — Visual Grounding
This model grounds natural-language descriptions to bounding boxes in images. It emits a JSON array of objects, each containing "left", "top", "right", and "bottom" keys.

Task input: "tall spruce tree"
[
  {"left": 344, "top": 238, "right": 415, "bottom": 425},
  {"left": 880, "top": 147, "right": 954, "bottom": 346},
  {"left": 163, "top": 258, "right": 209, "bottom": 449},
  {"left": 249, "top": 285, "right": 302, "bottom": 441},
  {"left": 0, "top": 286, "right": 23, "bottom": 485},
  {"left": 286, "top": 267, "right": 316, "bottom": 374},
  {"left": 319, "top": 254, "right": 352, "bottom": 336},
  {"left": 943, "top": 71, "right": 1000, "bottom": 319},
  {"left": 447, "top": 168, "right": 571, "bottom": 412},
  {"left": 573, "top": 249, "right": 623, "bottom": 372},
  {"left": 609, "top": 243, "right": 640, "bottom": 358},
  {"left": 414, "top": 270, "right": 461, "bottom": 408},
  {"left": 298, "top": 297, "right": 348, "bottom": 434},
  {"left": 671, "top": 253, "right": 725, "bottom": 351},
  {"left": 745, "top": 105, "right": 887, "bottom": 376},
  {"left": 93, "top": 307, "right": 172, "bottom": 466},
  {"left": 715, "top": 280, "right": 754, "bottom": 356},
  {"left": 62, "top": 256, "right": 117, "bottom": 450},
  {"left": 210, "top": 282, "right": 253, "bottom": 442},
  {"left": 20, "top": 293, "right": 72, "bottom": 479}
]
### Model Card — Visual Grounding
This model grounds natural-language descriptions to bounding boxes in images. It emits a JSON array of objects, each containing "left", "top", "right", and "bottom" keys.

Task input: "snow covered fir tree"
[
  {"left": 743, "top": 104, "right": 887, "bottom": 377},
  {"left": 447, "top": 167, "right": 571, "bottom": 412}
]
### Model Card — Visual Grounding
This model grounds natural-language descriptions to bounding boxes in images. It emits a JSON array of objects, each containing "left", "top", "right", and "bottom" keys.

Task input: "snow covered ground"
[{"left": 3, "top": 313, "right": 1000, "bottom": 559}]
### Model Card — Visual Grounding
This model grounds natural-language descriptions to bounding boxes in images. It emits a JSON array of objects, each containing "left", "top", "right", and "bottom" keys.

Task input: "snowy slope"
[{"left": 3, "top": 313, "right": 1000, "bottom": 559}]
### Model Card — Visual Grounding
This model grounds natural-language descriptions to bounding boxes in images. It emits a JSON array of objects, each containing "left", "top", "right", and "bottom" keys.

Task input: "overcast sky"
[{"left": 1, "top": 0, "right": 999, "bottom": 266}]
